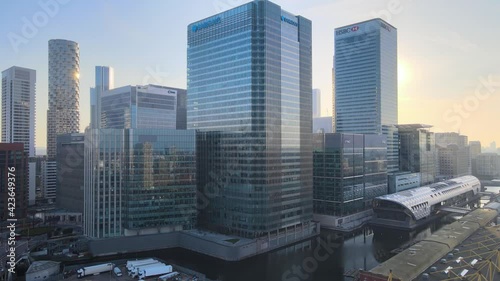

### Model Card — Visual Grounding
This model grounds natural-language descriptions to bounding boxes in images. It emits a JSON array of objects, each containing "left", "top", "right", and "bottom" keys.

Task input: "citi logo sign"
[
  {"left": 336, "top": 26, "right": 359, "bottom": 36},
  {"left": 281, "top": 16, "right": 298, "bottom": 27}
]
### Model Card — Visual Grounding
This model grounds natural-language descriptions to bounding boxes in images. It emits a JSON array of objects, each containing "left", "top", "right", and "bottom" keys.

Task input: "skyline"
[{"left": 1, "top": 0, "right": 499, "bottom": 149}]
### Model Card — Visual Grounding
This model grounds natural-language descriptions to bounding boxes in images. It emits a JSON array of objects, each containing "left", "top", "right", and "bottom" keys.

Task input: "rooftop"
[{"left": 369, "top": 207, "right": 497, "bottom": 281}]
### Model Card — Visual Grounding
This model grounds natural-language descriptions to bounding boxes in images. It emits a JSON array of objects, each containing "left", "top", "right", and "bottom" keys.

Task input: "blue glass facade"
[
  {"left": 100, "top": 85, "right": 179, "bottom": 130},
  {"left": 334, "top": 19, "right": 399, "bottom": 173},
  {"left": 188, "top": 1, "right": 312, "bottom": 238},
  {"left": 84, "top": 129, "right": 197, "bottom": 238}
]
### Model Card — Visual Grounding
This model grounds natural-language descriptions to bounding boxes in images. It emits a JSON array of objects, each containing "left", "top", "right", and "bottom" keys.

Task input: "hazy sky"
[{"left": 1, "top": 0, "right": 499, "bottom": 149}]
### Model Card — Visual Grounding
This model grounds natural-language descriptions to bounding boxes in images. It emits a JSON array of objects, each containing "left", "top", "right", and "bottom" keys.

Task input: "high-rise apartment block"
[
  {"left": 47, "top": 39, "right": 80, "bottom": 159},
  {"left": 188, "top": 0, "right": 313, "bottom": 238},
  {"left": 334, "top": 19, "right": 399, "bottom": 173}
]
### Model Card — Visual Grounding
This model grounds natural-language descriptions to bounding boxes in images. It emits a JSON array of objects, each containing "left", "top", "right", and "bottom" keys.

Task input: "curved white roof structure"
[{"left": 374, "top": 176, "right": 480, "bottom": 220}]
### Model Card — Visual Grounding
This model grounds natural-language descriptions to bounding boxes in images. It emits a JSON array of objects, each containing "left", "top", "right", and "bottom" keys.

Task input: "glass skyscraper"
[
  {"left": 100, "top": 85, "right": 179, "bottom": 130},
  {"left": 90, "top": 66, "right": 114, "bottom": 129},
  {"left": 84, "top": 129, "right": 197, "bottom": 238},
  {"left": 334, "top": 19, "right": 399, "bottom": 173},
  {"left": 188, "top": 0, "right": 313, "bottom": 238}
]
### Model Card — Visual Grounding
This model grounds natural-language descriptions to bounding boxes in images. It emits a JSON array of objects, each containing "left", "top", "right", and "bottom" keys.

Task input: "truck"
[
  {"left": 76, "top": 263, "right": 114, "bottom": 278},
  {"left": 130, "top": 262, "right": 166, "bottom": 278},
  {"left": 137, "top": 265, "right": 173, "bottom": 280},
  {"left": 126, "top": 258, "right": 158, "bottom": 273},
  {"left": 158, "top": 272, "right": 180, "bottom": 281},
  {"left": 113, "top": 267, "right": 123, "bottom": 277}
]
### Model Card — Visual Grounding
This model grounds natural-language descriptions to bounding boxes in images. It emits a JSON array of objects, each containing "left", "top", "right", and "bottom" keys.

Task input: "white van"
[{"left": 113, "top": 267, "right": 123, "bottom": 277}]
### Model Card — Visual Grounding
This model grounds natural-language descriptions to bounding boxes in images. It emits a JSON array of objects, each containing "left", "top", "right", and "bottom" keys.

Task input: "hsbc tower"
[{"left": 334, "top": 18, "right": 399, "bottom": 173}]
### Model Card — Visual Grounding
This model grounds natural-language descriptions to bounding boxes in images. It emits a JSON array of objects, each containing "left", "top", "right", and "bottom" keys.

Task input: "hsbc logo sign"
[{"left": 335, "top": 26, "right": 359, "bottom": 36}]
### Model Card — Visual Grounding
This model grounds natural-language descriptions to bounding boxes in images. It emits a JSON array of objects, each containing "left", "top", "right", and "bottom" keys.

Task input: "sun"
[{"left": 398, "top": 61, "right": 411, "bottom": 86}]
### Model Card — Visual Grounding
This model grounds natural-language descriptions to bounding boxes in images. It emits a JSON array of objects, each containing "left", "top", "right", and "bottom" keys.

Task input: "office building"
[
  {"left": 332, "top": 55, "right": 336, "bottom": 132},
  {"left": 47, "top": 39, "right": 80, "bottom": 159},
  {"left": 41, "top": 160, "right": 57, "bottom": 203},
  {"left": 470, "top": 141, "right": 482, "bottom": 159},
  {"left": 398, "top": 124, "right": 437, "bottom": 185},
  {"left": 188, "top": 1, "right": 313, "bottom": 238},
  {"left": 90, "top": 66, "right": 114, "bottom": 129},
  {"left": 313, "top": 116, "right": 333, "bottom": 133},
  {"left": 2, "top": 66, "right": 37, "bottom": 205},
  {"left": 475, "top": 153, "right": 500, "bottom": 178},
  {"left": 470, "top": 141, "right": 482, "bottom": 176},
  {"left": 100, "top": 84, "right": 183, "bottom": 129},
  {"left": 490, "top": 141, "right": 497, "bottom": 152},
  {"left": 2, "top": 66, "right": 36, "bottom": 156},
  {"left": 312, "top": 133, "right": 387, "bottom": 228},
  {"left": 334, "top": 19, "right": 399, "bottom": 173},
  {"left": 0, "top": 143, "right": 28, "bottom": 220},
  {"left": 84, "top": 129, "right": 197, "bottom": 238},
  {"left": 312, "top": 88, "right": 321, "bottom": 118},
  {"left": 388, "top": 172, "right": 421, "bottom": 194},
  {"left": 56, "top": 133, "right": 85, "bottom": 213},
  {"left": 436, "top": 132, "right": 471, "bottom": 179}
]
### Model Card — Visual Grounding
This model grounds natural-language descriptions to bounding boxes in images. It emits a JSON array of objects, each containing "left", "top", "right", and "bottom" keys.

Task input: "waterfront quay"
[
  {"left": 360, "top": 203, "right": 500, "bottom": 281},
  {"left": 89, "top": 223, "right": 319, "bottom": 262},
  {"left": 63, "top": 258, "right": 208, "bottom": 281}
]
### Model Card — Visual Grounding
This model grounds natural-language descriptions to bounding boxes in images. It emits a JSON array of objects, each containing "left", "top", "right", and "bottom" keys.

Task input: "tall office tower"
[
  {"left": 84, "top": 129, "right": 197, "bottom": 238},
  {"left": 332, "top": 56, "right": 336, "bottom": 132},
  {"left": 312, "top": 133, "right": 387, "bottom": 229},
  {"left": 90, "top": 66, "right": 114, "bottom": 129},
  {"left": 398, "top": 124, "right": 437, "bottom": 185},
  {"left": 2, "top": 66, "right": 36, "bottom": 156},
  {"left": 436, "top": 132, "right": 470, "bottom": 179},
  {"left": 2, "top": 66, "right": 37, "bottom": 205},
  {"left": 0, "top": 143, "right": 28, "bottom": 220},
  {"left": 47, "top": 39, "right": 80, "bottom": 159},
  {"left": 56, "top": 133, "right": 85, "bottom": 213},
  {"left": 312, "top": 89, "right": 321, "bottom": 118},
  {"left": 188, "top": 0, "right": 313, "bottom": 239},
  {"left": 334, "top": 19, "right": 399, "bottom": 173},
  {"left": 100, "top": 85, "right": 181, "bottom": 129}
]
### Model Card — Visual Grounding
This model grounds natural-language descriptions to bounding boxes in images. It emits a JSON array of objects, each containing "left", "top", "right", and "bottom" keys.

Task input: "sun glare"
[{"left": 398, "top": 61, "right": 411, "bottom": 86}]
